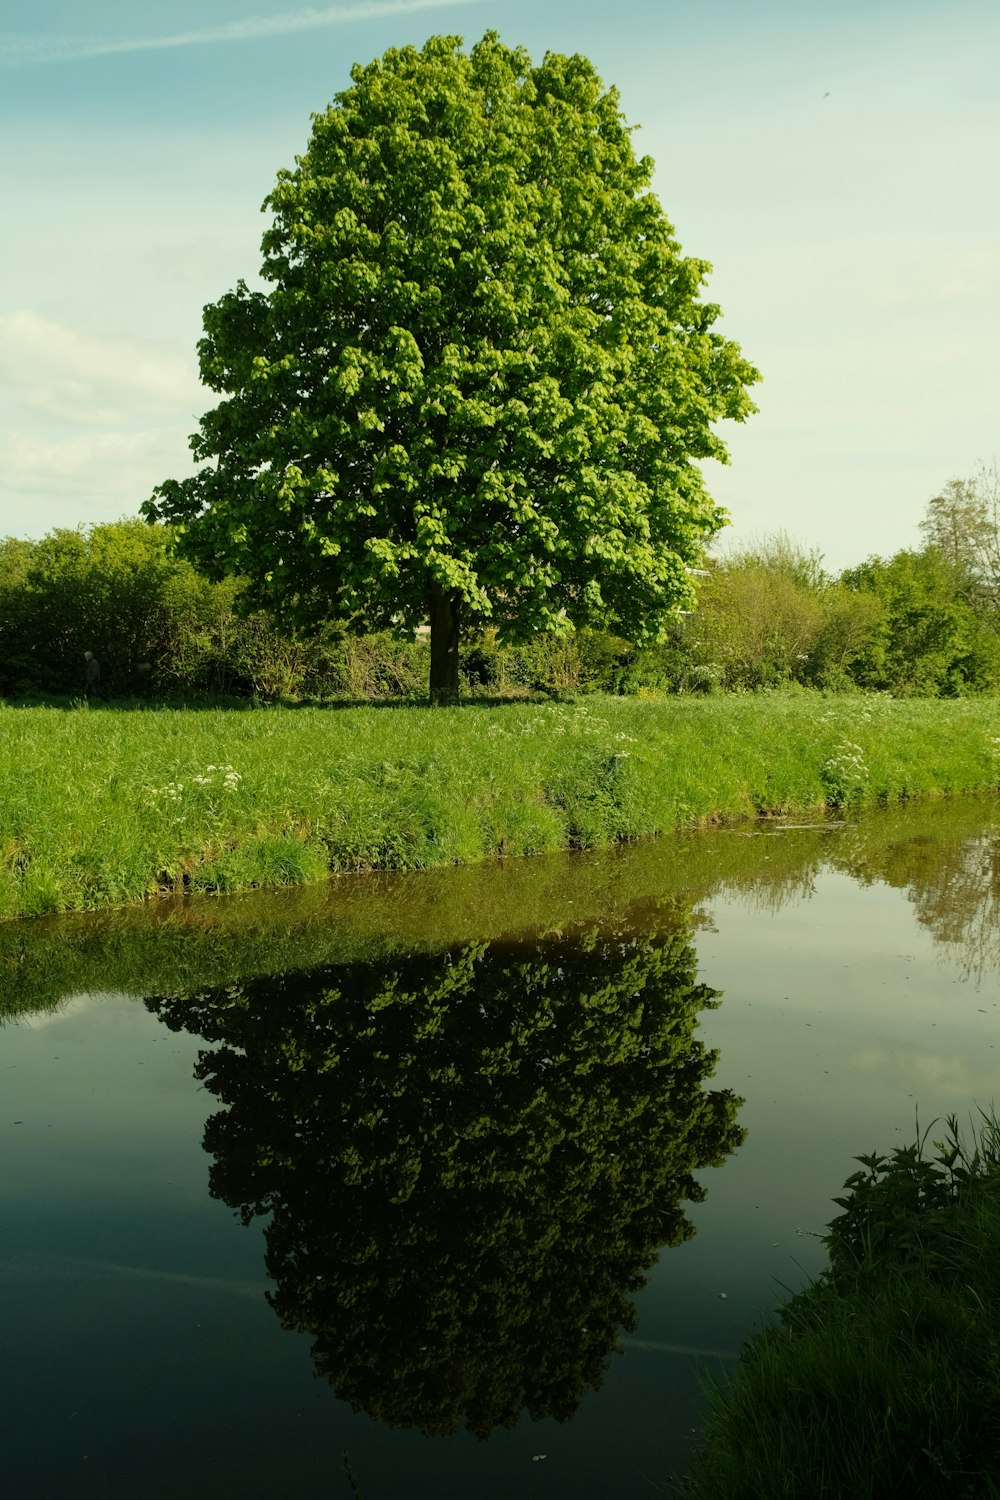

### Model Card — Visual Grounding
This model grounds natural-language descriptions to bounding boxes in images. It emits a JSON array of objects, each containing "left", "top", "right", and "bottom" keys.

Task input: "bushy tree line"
[
  {"left": 0, "top": 517, "right": 623, "bottom": 701},
  {"left": 684, "top": 464, "right": 1000, "bottom": 696},
  {"left": 0, "top": 518, "right": 414, "bottom": 701},
  {"left": 681, "top": 525, "right": 1000, "bottom": 698},
  {"left": 2, "top": 470, "right": 999, "bottom": 702}
]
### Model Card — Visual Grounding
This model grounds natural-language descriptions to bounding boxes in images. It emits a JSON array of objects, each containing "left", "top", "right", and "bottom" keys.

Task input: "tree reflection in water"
[{"left": 148, "top": 921, "right": 744, "bottom": 1437}]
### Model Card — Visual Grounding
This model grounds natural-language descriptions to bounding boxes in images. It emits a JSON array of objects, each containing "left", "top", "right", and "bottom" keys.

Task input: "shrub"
[{"left": 681, "top": 1114, "right": 1000, "bottom": 1499}]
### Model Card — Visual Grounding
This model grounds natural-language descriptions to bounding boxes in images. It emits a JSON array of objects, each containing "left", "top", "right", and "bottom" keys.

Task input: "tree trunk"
[{"left": 428, "top": 580, "right": 462, "bottom": 705}]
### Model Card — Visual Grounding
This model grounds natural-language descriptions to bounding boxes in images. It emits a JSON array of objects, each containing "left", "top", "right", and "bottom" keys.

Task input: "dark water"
[{"left": 3, "top": 797, "right": 1000, "bottom": 1498}]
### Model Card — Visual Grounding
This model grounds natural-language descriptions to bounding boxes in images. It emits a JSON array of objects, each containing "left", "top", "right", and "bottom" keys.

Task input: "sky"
[{"left": 1, "top": 0, "right": 997, "bottom": 572}]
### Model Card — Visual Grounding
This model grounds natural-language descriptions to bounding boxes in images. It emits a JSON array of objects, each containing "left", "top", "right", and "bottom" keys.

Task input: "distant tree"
[
  {"left": 0, "top": 519, "right": 325, "bottom": 701},
  {"left": 722, "top": 531, "right": 827, "bottom": 592},
  {"left": 920, "top": 466, "right": 1000, "bottom": 611},
  {"left": 685, "top": 534, "right": 827, "bottom": 690},
  {"left": 143, "top": 31, "right": 759, "bottom": 703},
  {"left": 149, "top": 923, "right": 744, "bottom": 1436},
  {"left": 807, "top": 582, "right": 885, "bottom": 689},
  {"left": 0, "top": 537, "right": 34, "bottom": 590},
  {"left": 0, "top": 538, "right": 36, "bottom": 694},
  {"left": 0, "top": 520, "right": 185, "bottom": 696},
  {"left": 841, "top": 547, "right": 1000, "bottom": 695}
]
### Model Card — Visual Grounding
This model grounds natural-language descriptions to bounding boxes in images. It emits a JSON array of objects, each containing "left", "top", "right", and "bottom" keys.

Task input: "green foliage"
[
  {"left": 666, "top": 517, "right": 1000, "bottom": 698},
  {"left": 2, "top": 694, "right": 1000, "bottom": 921},
  {"left": 672, "top": 534, "right": 885, "bottom": 694},
  {"left": 819, "top": 739, "right": 871, "bottom": 806},
  {"left": 686, "top": 555, "right": 824, "bottom": 691},
  {"left": 841, "top": 547, "right": 1000, "bottom": 695},
  {"left": 461, "top": 626, "right": 646, "bottom": 697},
  {"left": 316, "top": 631, "right": 430, "bottom": 700},
  {"left": 0, "top": 519, "right": 431, "bottom": 703},
  {"left": 7, "top": 506, "right": 1000, "bottom": 705},
  {"left": 806, "top": 582, "right": 885, "bottom": 690},
  {"left": 148, "top": 925, "right": 743, "bottom": 1437},
  {"left": 722, "top": 531, "right": 827, "bottom": 591},
  {"left": 824, "top": 1111, "right": 1000, "bottom": 1278},
  {"left": 680, "top": 1116, "right": 1000, "bottom": 1499},
  {"left": 143, "top": 31, "right": 759, "bottom": 700},
  {"left": 921, "top": 468, "right": 1000, "bottom": 605},
  {"left": 0, "top": 519, "right": 181, "bottom": 696},
  {"left": 0, "top": 518, "right": 315, "bottom": 701}
]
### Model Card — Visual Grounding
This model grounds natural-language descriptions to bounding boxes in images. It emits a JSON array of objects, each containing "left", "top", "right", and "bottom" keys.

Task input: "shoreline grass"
[
  {"left": 677, "top": 1113, "right": 1000, "bottom": 1498},
  {"left": 2, "top": 692, "right": 1000, "bottom": 922},
  {"left": 4, "top": 791, "right": 997, "bottom": 1021}
]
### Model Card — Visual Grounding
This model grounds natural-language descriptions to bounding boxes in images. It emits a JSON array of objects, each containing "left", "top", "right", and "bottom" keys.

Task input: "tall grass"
[
  {"left": 678, "top": 1113, "right": 1000, "bottom": 1499},
  {"left": 2, "top": 693, "right": 1000, "bottom": 920}
]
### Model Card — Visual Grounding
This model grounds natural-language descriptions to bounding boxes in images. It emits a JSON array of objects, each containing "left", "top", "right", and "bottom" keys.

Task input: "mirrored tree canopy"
[{"left": 149, "top": 922, "right": 744, "bottom": 1437}]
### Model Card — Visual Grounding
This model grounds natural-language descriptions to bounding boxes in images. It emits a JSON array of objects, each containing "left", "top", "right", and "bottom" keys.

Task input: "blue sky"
[{"left": 1, "top": 0, "right": 997, "bottom": 570}]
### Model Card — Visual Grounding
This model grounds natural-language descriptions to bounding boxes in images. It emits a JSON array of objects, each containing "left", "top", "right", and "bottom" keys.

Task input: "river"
[{"left": 2, "top": 795, "right": 999, "bottom": 1497}]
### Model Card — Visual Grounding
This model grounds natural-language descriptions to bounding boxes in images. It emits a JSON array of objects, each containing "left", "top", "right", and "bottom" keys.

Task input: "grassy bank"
[
  {"left": 678, "top": 1115, "right": 1000, "bottom": 1499},
  {"left": 2, "top": 692, "right": 1000, "bottom": 921},
  {"left": 3, "top": 790, "right": 998, "bottom": 1020}
]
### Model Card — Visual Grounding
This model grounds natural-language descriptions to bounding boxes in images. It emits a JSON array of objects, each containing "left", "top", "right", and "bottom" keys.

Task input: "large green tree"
[{"left": 143, "top": 32, "right": 759, "bottom": 703}]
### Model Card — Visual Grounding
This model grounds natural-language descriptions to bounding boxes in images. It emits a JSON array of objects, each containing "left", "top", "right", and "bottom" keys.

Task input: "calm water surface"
[{"left": 2, "top": 797, "right": 1000, "bottom": 1498}]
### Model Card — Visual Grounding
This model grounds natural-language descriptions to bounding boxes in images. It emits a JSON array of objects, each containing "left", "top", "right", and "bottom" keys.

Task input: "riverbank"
[
  {"left": 678, "top": 1115, "right": 1000, "bottom": 1498},
  {"left": 2, "top": 692, "right": 1000, "bottom": 920}
]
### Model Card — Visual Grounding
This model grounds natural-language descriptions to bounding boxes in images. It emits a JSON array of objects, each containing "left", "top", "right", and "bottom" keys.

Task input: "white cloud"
[
  {"left": 849, "top": 1043, "right": 985, "bottom": 1098},
  {"left": 1, "top": 426, "right": 194, "bottom": 504},
  {"left": 0, "top": 0, "right": 483, "bottom": 67},
  {"left": 21, "top": 992, "right": 118, "bottom": 1028},
  {"left": 0, "top": 313, "right": 204, "bottom": 533},
  {"left": 0, "top": 311, "right": 203, "bottom": 428}
]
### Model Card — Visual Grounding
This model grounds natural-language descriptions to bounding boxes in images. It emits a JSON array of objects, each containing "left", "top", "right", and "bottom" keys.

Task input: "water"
[{"left": 2, "top": 797, "right": 1000, "bottom": 1497}]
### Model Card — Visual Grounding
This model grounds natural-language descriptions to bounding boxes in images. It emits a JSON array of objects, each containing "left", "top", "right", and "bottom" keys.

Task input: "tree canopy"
[
  {"left": 841, "top": 547, "right": 1000, "bottom": 695},
  {"left": 143, "top": 31, "right": 759, "bottom": 701},
  {"left": 148, "top": 923, "right": 744, "bottom": 1436},
  {"left": 920, "top": 466, "right": 1000, "bottom": 610}
]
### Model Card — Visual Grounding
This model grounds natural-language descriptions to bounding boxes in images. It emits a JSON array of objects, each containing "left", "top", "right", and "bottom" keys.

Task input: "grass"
[
  {"left": 2, "top": 691, "right": 1000, "bottom": 921},
  {"left": 676, "top": 1114, "right": 1000, "bottom": 1499},
  {"left": 2, "top": 788, "right": 997, "bottom": 1022}
]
